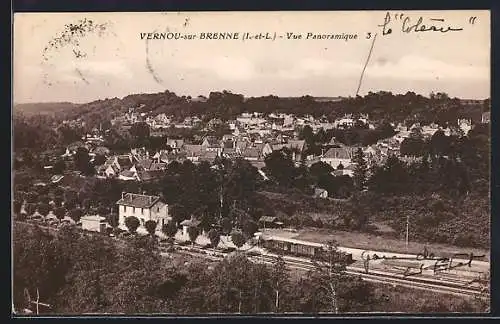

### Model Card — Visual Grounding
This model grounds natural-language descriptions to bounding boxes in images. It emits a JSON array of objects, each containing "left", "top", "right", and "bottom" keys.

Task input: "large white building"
[{"left": 116, "top": 193, "right": 170, "bottom": 232}]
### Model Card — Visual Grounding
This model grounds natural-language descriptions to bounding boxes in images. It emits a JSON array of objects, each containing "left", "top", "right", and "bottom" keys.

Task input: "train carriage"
[{"left": 261, "top": 236, "right": 353, "bottom": 264}]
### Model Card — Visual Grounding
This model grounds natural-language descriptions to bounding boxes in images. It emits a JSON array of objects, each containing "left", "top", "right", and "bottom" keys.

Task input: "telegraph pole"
[{"left": 405, "top": 214, "right": 409, "bottom": 252}]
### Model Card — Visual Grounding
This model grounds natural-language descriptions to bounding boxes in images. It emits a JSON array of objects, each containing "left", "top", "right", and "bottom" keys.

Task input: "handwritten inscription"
[
  {"left": 378, "top": 12, "right": 466, "bottom": 36},
  {"left": 139, "top": 32, "right": 359, "bottom": 42},
  {"left": 361, "top": 247, "right": 486, "bottom": 277}
]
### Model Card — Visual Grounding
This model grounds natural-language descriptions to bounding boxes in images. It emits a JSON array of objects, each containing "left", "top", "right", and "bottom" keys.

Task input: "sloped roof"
[
  {"left": 287, "top": 140, "right": 306, "bottom": 151},
  {"left": 116, "top": 193, "right": 161, "bottom": 208},
  {"left": 202, "top": 136, "right": 220, "bottom": 147},
  {"left": 323, "top": 147, "right": 352, "bottom": 159},
  {"left": 137, "top": 158, "right": 153, "bottom": 170},
  {"left": 259, "top": 216, "right": 277, "bottom": 223},
  {"left": 184, "top": 144, "right": 203, "bottom": 156},
  {"left": 243, "top": 147, "right": 262, "bottom": 158},
  {"left": 199, "top": 151, "right": 219, "bottom": 161},
  {"left": 116, "top": 155, "right": 133, "bottom": 168},
  {"left": 180, "top": 219, "right": 202, "bottom": 227},
  {"left": 119, "top": 170, "right": 137, "bottom": 178}
]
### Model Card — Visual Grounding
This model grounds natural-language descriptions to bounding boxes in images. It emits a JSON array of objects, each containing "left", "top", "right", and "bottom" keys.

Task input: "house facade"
[{"left": 116, "top": 193, "right": 171, "bottom": 231}]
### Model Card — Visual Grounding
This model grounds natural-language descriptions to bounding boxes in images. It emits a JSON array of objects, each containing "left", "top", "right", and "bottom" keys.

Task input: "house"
[
  {"left": 258, "top": 216, "right": 280, "bottom": 229},
  {"left": 180, "top": 216, "right": 202, "bottom": 237},
  {"left": 184, "top": 144, "right": 204, "bottom": 162},
  {"left": 201, "top": 136, "right": 222, "bottom": 152},
  {"left": 81, "top": 215, "right": 107, "bottom": 233},
  {"left": 320, "top": 146, "right": 354, "bottom": 169},
  {"left": 313, "top": 188, "right": 328, "bottom": 199},
  {"left": 116, "top": 192, "right": 170, "bottom": 232},
  {"left": 98, "top": 155, "right": 134, "bottom": 178},
  {"left": 242, "top": 146, "right": 263, "bottom": 161},
  {"left": 166, "top": 139, "right": 185, "bottom": 153}
]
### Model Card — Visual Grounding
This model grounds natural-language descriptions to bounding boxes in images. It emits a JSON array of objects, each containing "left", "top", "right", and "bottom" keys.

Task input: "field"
[{"left": 262, "top": 228, "right": 490, "bottom": 260}]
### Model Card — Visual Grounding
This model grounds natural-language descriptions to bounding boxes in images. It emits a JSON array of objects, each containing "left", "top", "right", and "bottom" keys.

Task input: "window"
[
  {"left": 133, "top": 207, "right": 135, "bottom": 213},
  {"left": 141, "top": 208, "right": 144, "bottom": 215},
  {"left": 124, "top": 206, "right": 127, "bottom": 213}
]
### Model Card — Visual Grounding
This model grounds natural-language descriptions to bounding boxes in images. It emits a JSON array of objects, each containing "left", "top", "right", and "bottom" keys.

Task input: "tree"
[
  {"left": 82, "top": 198, "right": 92, "bottom": 211},
  {"left": 162, "top": 221, "right": 178, "bottom": 243},
  {"left": 69, "top": 208, "right": 83, "bottom": 222},
  {"left": 74, "top": 147, "right": 95, "bottom": 175},
  {"left": 53, "top": 196, "right": 63, "bottom": 208},
  {"left": 53, "top": 207, "right": 66, "bottom": 220},
  {"left": 429, "top": 129, "right": 450, "bottom": 157},
  {"left": 264, "top": 149, "right": 296, "bottom": 187},
  {"left": 231, "top": 231, "right": 246, "bottom": 250},
  {"left": 107, "top": 213, "right": 119, "bottom": 228},
  {"left": 208, "top": 229, "right": 221, "bottom": 253},
  {"left": 125, "top": 216, "right": 140, "bottom": 234},
  {"left": 25, "top": 203, "right": 36, "bottom": 216},
  {"left": 310, "top": 241, "right": 349, "bottom": 314},
  {"left": 271, "top": 255, "right": 289, "bottom": 313},
  {"left": 352, "top": 148, "right": 368, "bottom": 191},
  {"left": 53, "top": 159, "right": 66, "bottom": 174},
  {"left": 221, "top": 217, "right": 232, "bottom": 236},
  {"left": 144, "top": 220, "right": 157, "bottom": 236},
  {"left": 93, "top": 154, "right": 107, "bottom": 166},
  {"left": 37, "top": 203, "right": 50, "bottom": 216},
  {"left": 13, "top": 200, "right": 22, "bottom": 215},
  {"left": 242, "top": 220, "right": 258, "bottom": 240},
  {"left": 129, "top": 122, "right": 150, "bottom": 140},
  {"left": 187, "top": 226, "right": 200, "bottom": 246},
  {"left": 299, "top": 125, "right": 315, "bottom": 144},
  {"left": 400, "top": 137, "right": 427, "bottom": 157}
]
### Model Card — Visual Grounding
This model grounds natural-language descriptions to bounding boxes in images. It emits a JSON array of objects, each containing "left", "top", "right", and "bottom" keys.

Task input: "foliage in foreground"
[{"left": 13, "top": 223, "right": 487, "bottom": 314}]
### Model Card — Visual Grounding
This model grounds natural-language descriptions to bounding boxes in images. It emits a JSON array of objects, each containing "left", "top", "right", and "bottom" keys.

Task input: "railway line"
[
  {"left": 171, "top": 244, "right": 489, "bottom": 299},
  {"left": 16, "top": 221, "right": 490, "bottom": 299}
]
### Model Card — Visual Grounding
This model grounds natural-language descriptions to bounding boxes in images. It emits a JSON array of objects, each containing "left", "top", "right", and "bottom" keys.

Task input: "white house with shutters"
[{"left": 116, "top": 192, "right": 171, "bottom": 232}]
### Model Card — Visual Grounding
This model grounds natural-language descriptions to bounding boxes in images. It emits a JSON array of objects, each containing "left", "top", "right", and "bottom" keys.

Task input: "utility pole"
[{"left": 405, "top": 214, "right": 409, "bottom": 252}]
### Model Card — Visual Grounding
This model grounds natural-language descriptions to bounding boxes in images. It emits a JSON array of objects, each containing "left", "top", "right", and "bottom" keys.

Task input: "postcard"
[{"left": 12, "top": 10, "right": 491, "bottom": 316}]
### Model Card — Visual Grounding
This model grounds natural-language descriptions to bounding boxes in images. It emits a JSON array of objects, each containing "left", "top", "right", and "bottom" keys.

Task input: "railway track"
[
  {"left": 168, "top": 244, "right": 489, "bottom": 298},
  {"left": 17, "top": 221, "right": 490, "bottom": 299},
  {"left": 252, "top": 254, "right": 489, "bottom": 298}
]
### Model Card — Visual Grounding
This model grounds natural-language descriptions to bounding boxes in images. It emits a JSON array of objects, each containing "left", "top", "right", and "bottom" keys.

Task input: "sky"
[{"left": 13, "top": 11, "right": 490, "bottom": 103}]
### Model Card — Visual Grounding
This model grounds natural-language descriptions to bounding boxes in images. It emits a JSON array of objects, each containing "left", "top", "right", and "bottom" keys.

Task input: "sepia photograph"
[{"left": 12, "top": 10, "right": 491, "bottom": 315}]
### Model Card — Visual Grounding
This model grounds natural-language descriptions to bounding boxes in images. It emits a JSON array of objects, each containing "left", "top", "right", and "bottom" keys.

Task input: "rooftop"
[{"left": 116, "top": 193, "right": 161, "bottom": 208}]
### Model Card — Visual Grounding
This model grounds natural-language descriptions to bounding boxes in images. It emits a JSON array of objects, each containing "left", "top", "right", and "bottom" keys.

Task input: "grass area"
[{"left": 266, "top": 227, "right": 490, "bottom": 260}]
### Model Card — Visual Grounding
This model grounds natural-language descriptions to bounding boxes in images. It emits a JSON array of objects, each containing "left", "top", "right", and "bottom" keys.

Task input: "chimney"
[{"left": 121, "top": 192, "right": 125, "bottom": 200}]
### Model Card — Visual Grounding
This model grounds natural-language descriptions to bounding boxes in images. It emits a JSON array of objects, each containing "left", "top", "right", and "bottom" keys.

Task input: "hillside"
[
  {"left": 14, "top": 102, "right": 81, "bottom": 117},
  {"left": 13, "top": 90, "right": 490, "bottom": 129}
]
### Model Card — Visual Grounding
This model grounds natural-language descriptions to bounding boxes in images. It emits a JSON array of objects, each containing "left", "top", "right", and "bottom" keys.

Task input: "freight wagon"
[{"left": 261, "top": 236, "right": 354, "bottom": 264}]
